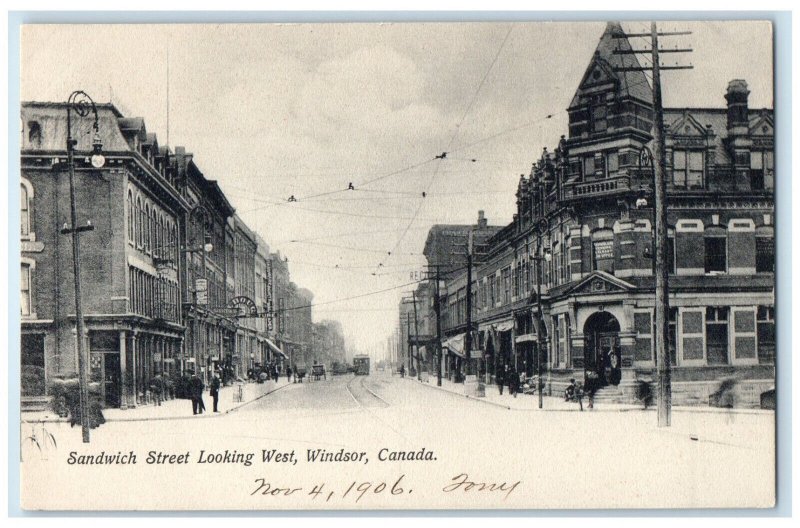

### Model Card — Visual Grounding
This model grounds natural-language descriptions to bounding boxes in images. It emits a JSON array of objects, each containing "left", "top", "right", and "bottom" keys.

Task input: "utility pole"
[
  {"left": 614, "top": 22, "right": 692, "bottom": 427},
  {"left": 406, "top": 313, "right": 413, "bottom": 375},
  {"left": 429, "top": 264, "right": 445, "bottom": 387},
  {"left": 464, "top": 230, "right": 473, "bottom": 380},
  {"left": 411, "top": 290, "right": 421, "bottom": 381}
]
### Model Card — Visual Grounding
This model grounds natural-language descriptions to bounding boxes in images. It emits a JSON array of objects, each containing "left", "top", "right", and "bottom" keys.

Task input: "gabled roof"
[
  {"left": 569, "top": 22, "right": 653, "bottom": 109},
  {"left": 563, "top": 270, "right": 635, "bottom": 296}
]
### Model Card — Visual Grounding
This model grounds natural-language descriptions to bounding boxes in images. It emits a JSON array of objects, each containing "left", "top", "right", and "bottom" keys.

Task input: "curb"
[
  {"left": 22, "top": 382, "right": 293, "bottom": 424},
  {"left": 409, "top": 378, "right": 772, "bottom": 415}
]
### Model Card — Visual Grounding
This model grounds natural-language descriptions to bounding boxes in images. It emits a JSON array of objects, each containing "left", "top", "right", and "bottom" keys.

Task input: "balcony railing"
[{"left": 564, "top": 175, "right": 631, "bottom": 200}]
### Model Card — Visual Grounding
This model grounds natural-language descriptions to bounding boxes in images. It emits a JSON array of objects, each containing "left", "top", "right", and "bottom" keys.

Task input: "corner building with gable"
[{"left": 438, "top": 23, "right": 775, "bottom": 406}]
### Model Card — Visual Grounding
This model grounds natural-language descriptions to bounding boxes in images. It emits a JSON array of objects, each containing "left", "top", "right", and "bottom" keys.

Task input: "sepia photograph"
[{"left": 14, "top": 17, "right": 778, "bottom": 511}]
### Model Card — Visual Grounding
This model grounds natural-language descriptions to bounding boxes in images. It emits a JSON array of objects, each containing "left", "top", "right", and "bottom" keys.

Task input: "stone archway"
[{"left": 583, "top": 311, "right": 622, "bottom": 386}]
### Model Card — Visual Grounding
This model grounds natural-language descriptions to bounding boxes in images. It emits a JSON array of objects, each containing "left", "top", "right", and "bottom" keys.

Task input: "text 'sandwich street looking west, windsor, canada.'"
[{"left": 18, "top": 20, "right": 776, "bottom": 511}]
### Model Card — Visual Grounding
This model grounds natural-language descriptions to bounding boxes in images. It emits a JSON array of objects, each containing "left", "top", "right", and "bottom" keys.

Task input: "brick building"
[
  {"left": 20, "top": 101, "right": 322, "bottom": 409},
  {"left": 21, "top": 102, "right": 187, "bottom": 409},
  {"left": 434, "top": 22, "right": 775, "bottom": 406}
]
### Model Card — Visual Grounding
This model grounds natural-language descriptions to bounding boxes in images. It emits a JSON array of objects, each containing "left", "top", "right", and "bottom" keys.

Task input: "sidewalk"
[
  {"left": 412, "top": 375, "right": 773, "bottom": 415},
  {"left": 22, "top": 378, "right": 291, "bottom": 424}
]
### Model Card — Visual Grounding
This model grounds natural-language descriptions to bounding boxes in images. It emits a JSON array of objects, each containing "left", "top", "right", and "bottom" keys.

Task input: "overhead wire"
[{"left": 376, "top": 24, "right": 516, "bottom": 272}]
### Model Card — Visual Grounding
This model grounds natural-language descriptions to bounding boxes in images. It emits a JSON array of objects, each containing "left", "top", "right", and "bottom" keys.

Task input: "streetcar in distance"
[{"left": 353, "top": 354, "right": 370, "bottom": 375}]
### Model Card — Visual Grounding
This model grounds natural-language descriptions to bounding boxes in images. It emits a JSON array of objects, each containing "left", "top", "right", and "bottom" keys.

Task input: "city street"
[{"left": 21, "top": 371, "right": 774, "bottom": 510}]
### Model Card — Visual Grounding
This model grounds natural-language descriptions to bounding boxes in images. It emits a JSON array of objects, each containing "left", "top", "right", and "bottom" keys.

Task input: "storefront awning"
[
  {"left": 515, "top": 333, "right": 537, "bottom": 343},
  {"left": 442, "top": 334, "right": 465, "bottom": 358},
  {"left": 265, "top": 338, "right": 287, "bottom": 359}
]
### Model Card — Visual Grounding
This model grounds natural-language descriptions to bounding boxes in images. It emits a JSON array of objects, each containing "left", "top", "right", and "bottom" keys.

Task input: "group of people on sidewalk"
[
  {"left": 495, "top": 364, "right": 522, "bottom": 397},
  {"left": 188, "top": 371, "right": 221, "bottom": 415}
]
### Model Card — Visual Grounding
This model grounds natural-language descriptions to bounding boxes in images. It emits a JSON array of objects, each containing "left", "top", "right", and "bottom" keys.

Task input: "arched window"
[
  {"left": 136, "top": 196, "right": 143, "bottom": 247},
  {"left": 145, "top": 204, "right": 152, "bottom": 253},
  {"left": 20, "top": 182, "right": 31, "bottom": 238},
  {"left": 127, "top": 190, "right": 135, "bottom": 244}
]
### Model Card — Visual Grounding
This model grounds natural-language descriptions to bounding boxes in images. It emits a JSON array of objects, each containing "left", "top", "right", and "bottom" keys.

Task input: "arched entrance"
[{"left": 583, "top": 311, "right": 622, "bottom": 386}]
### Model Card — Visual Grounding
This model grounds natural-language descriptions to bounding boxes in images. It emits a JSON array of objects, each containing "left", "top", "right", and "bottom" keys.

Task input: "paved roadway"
[{"left": 22, "top": 371, "right": 776, "bottom": 510}]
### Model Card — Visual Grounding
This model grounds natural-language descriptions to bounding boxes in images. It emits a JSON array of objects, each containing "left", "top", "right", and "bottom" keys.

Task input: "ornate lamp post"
[{"left": 61, "top": 91, "right": 106, "bottom": 443}]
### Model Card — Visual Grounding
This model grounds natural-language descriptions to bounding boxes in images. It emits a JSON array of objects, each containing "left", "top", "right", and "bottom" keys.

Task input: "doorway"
[{"left": 583, "top": 311, "right": 621, "bottom": 386}]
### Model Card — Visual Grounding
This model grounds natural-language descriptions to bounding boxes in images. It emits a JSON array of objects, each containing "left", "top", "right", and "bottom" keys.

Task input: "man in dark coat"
[
  {"left": 508, "top": 364, "right": 519, "bottom": 397},
  {"left": 286, "top": 365, "right": 293, "bottom": 383},
  {"left": 210, "top": 372, "right": 221, "bottom": 413},
  {"left": 496, "top": 365, "right": 506, "bottom": 395},
  {"left": 189, "top": 372, "right": 205, "bottom": 415}
]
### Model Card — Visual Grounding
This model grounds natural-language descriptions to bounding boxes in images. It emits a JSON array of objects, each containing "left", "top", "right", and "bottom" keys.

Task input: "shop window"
[
  {"left": 21, "top": 333, "right": 46, "bottom": 397},
  {"left": 634, "top": 310, "right": 653, "bottom": 362},
  {"left": 705, "top": 307, "right": 729, "bottom": 365},
  {"left": 673, "top": 150, "right": 705, "bottom": 189},
  {"left": 668, "top": 308, "right": 678, "bottom": 366},
  {"left": 731, "top": 307, "right": 757, "bottom": 363},
  {"left": 757, "top": 305, "right": 775, "bottom": 365},
  {"left": 704, "top": 235, "right": 727, "bottom": 273},
  {"left": 681, "top": 308, "right": 705, "bottom": 363},
  {"left": 750, "top": 151, "right": 774, "bottom": 191}
]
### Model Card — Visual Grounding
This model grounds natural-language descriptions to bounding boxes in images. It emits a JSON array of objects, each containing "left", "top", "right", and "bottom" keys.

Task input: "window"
[
  {"left": 704, "top": 234, "right": 727, "bottom": 273},
  {"left": 502, "top": 267, "right": 511, "bottom": 305},
  {"left": 673, "top": 150, "right": 704, "bottom": 189},
  {"left": 668, "top": 308, "right": 678, "bottom": 366},
  {"left": 634, "top": 310, "right": 653, "bottom": 362},
  {"left": 755, "top": 233, "right": 774, "bottom": 273},
  {"left": 705, "top": 307, "right": 729, "bottom": 365},
  {"left": 21, "top": 183, "right": 31, "bottom": 238},
  {"left": 681, "top": 308, "right": 705, "bottom": 364},
  {"left": 750, "top": 151, "right": 774, "bottom": 190},
  {"left": 757, "top": 305, "right": 775, "bottom": 365},
  {"left": 21, "top": 263, "right": 32, "bottom": 316},
  {"left": 145, "top": 204, "right": 152, "bottom": 254},
  {"left": 136, "top": 196, "right": 143, "bottom": 247},
  {"left": 591, "top": 104, "right": 607, "bottom": 133},
  {"left": 606, "top": 151, "right": 619, "bottom": 176},
  {"left": 731, "top": 307, "right": 757, "bottom": 364},
  {"left": 583, "top": 156, "right": 596, "bottom": 177},
  {"left": 127, "top": 191, "right": 135, "bottom": 244}
]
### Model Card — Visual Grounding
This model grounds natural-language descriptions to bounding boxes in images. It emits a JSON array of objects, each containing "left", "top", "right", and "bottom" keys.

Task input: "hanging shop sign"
[{"left": 227, "top": 296, "right": 259, "bottom": 318}]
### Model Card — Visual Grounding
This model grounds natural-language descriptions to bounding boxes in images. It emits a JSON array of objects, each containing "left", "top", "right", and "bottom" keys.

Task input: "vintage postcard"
[{"left": 17, "top": 20, "right": 776, "bottom": 510}]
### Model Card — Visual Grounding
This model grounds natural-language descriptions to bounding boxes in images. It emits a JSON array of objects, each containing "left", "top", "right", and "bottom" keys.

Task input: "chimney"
[
  {"left": 477, "top": 210, "right": 487, "bottom": 229},
  {"left": 725, "top": 79, "right": 750, "bottom": 135}
]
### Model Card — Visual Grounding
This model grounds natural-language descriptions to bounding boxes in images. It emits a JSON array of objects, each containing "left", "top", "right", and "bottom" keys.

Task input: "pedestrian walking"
[
  {"left": 273, "top": 363, "right": 280, "bottom": 383},
  {"left": 496, "top": 365, "right": 506, "bottom": 395},
  {"left": 149, "top": 375, "right": 163, "bottom": 406},
  {"left": 286, "top": 366, "right": 292, "bottom": 383},
  {"left": 189, "top": 372, "right": 205, "bottom": 415},
  {"left": 210, "top": 372, "right": 221, "bottom": 413},
  {"left": 400, "top": 364, "right": 405, "bottom": 378},
  {"left": 508, "top": 364, "right": 519, "bottom": 397}
]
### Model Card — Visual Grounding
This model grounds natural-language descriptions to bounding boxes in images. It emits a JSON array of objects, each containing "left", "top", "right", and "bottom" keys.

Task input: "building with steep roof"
[{"left": 434, "top": 23, "right": 774, "bottom": 406}]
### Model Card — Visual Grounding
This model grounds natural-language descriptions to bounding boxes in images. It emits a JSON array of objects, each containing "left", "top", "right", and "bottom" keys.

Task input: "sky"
[{"left": 20, "top": 20, "right": 773, "bottom": 357}]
